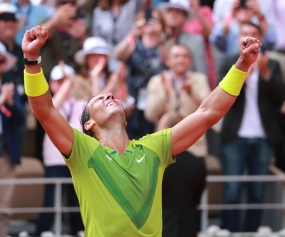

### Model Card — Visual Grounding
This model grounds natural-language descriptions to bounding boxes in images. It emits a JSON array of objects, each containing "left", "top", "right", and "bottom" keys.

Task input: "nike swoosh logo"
[
  {"left": 136, "top": 154, "right": 145, "bottom": 163},
  {"left": 106, "top": 155, "right": 112, "bottom": 161}
]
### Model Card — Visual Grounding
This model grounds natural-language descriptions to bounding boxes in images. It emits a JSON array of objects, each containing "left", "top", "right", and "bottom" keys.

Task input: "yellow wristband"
[
  {"left": 24, "top": 68, "right": 49, "bottom": 97},
  {"left": 219, "top": 65, "right": 248, "bottom": 96}
]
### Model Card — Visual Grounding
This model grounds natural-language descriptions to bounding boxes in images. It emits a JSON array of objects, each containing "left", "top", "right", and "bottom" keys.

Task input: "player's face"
[{"left": 87, "top": 93, "right": 125, "bottom": 126}]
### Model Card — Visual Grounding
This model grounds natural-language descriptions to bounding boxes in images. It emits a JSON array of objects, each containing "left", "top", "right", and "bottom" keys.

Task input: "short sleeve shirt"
[{"left": 64, "top": 128, "right": 174, "bottom": 237}]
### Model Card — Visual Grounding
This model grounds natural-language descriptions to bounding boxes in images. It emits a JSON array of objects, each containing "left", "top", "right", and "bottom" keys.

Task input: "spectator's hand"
[
  {"left": 190, "top": 0, "right": 200, "bottom": 13},
  {"left": 116, "top": 62, "right": 127, "bottom": 84},
  {"left": 235, "top": 36, "right": 262, "bottom": 71},
  {"left": 53, "top": 3, "right": 77, "bottom": 25},
  {"left": 1, "top": 83, "right": 14, "bottom": 106},
  {"left": 147, "top": 18, "right": 163, "bottom": 35},
  {"left": 108, "top": 72, "right": 120, "bottom": 89},
  {"left": 131, "top": 19, "right": 146, "bottom": 38},
  {"left": 182, "top": 79, "right": 192, "bottom": 95},
  {"left": 257, "top": 51, "right": 271, "bottom": 79},
  {"left": 65, "top": 19, "right": 87, "bottom": 39},
  {"left": 59, "top": 60, "right": 74, "bottom": 82},
  {"left": 22, "top": 26, "right": 48, "bottom": 59},
  {"left": 161, "top": 71, "right": 171, "bottom": 96},
  {"left": 90, "top": 56, "right": 108, "bottom": 78}
]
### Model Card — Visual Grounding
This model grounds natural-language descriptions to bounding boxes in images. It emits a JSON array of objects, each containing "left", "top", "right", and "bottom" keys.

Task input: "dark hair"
[
  {"left": 169, "top": 44, "right": 192, "bottom": 58},
  {"left": 241, "top": 21, "right": 263, "bottom": 36},
  {"left": 80, "top": 97, "right": 95, "bottom": 138},
  {"left": 98, "top": 0, "right": 129, "bottom": 11}
]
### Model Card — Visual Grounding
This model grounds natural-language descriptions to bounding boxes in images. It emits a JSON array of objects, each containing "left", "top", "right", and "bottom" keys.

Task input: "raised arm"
[
  {"left": 23, "top": 26, "right": 73, "bottom": 156},
  {"left": 171, "top": 37, "right": 262, "bottom": 155},
  {"left": 113, "top": 19, "right": 145, "bottom": 62}
]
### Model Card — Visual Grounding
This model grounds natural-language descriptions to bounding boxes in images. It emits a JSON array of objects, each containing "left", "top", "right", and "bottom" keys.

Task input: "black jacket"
[{"left": 218, "top": 55, "right": 285, "bottom": 146}]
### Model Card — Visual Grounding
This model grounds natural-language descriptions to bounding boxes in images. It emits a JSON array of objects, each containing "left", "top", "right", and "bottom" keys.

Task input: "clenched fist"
[
  {"left": 22, "top": 26, "right": 49, "bottom": 60},
  {"left": 235, "top": 36, "right": 262, "bottom": 72}
]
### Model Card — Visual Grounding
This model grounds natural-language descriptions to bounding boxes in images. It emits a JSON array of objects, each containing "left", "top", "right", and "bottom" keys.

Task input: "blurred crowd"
[{"left": 0, "top": 0, "right": 285, "bottom": 236}]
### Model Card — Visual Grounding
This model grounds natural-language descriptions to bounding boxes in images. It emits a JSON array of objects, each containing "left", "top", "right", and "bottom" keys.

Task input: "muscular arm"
[
  {"left": 25, "top": 66, "right": 73, "bottom": 157},
  {"left": 23, "top": 26, "right": 75, "bottom": 156},
  {"left": 171, "top": 35, "right": 262, "bottom": 155},
  {"left": 171, "top": 59, "right": 249, "bottom": 155}
]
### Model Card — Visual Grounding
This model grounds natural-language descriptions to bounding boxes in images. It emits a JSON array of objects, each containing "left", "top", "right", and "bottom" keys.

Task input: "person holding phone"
[
  {"left": 92, "top": 0, "right": 145, "bottom": 48},
  {"left": 114, "top": 9, "right": 168, "bottom": 139},
  {"left": 210, "top": 0, "right": 276, "bottom": 60},
  {"left": 218, "top": 22, "right": 285, "bottom": 232}
]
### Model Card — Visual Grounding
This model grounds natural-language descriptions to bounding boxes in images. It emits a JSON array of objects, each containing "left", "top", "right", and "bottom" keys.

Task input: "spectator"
[
  {"left": 270, "top": 0, "right": 285, "bottom": 172},
  {"left": 218, "top": 22, "right": 285, "bottom": 232},
  {"left": 40, "top": 0, "right": 88, "bottom": 80},
  {"left": 12, "top": 0, "right": 49, "bottom": 46},
  {"left": 92, "top": 0, "right": 145, "bottom": 48},
  {"left": 73, "top": 36, "right": 134, "bottom": 115},
  {"left": 158, "top": 0, "right": 207, "bottom": 75},
  {"left": 183, "top": 0, "right": 216, "bottom": 90},
  {"left": 210, "top": 0, "right": 276, "bottom": 59},
  {"left": 35, "top": 62, "right": 84, "bottom": 236},
  {"left": 159, "top": 113, "right": 206, "bottom": 237},
  {"left": 0, "top": 3, "right": 25, "bottom": 103},
  {"left": 145, "top": 44, "right": 209, "bottom": 236},
  {"left": 0, "top": 41, "right": 26, "bottom": 237},
  {"left": 269, "top": 0, "right": 285, "bottom": 81},
  {"left": 212, "top": 0, "right": 275, "bottom": 26},
  {"left": 114, "top": 9, "right": 167, "bottom": 139}
]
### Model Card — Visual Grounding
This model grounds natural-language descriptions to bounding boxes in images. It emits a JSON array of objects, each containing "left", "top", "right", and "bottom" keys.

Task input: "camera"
[{"left": 145, "top": 9, "right": 152, "bottom": 22}]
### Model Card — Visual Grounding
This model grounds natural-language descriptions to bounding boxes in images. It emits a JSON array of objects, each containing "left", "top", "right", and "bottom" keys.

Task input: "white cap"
[
  {"left": 50, "top": 64, "right": 75, "bottom": 81},
  {"left": 0, "top": 3, "right": 17, "bottom": 14},
  {"left": 157, "top": 0, "right": 194, "bottom": 20},
  {"left": 74, "top": 37, "right": 112, "bottom": 65}
]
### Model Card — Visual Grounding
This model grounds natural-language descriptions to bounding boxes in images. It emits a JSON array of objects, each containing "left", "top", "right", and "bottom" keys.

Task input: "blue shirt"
[
  {"left": 13, "top": 1, "right": 49, "bottom": 46},
  {"left": 210, "top": 19, "right": 276, "bottom": 58}
]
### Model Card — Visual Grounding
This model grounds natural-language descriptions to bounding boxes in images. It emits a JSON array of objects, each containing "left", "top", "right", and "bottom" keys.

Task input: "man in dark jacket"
[
  {"left": 218, "top": 22, "right": 285, "bottom": 233},
  {"left": 0, "top": 41, "right": 26, "bottom": 237}
]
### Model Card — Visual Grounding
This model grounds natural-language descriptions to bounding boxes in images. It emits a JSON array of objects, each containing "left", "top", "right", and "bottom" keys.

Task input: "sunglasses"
[{"left": 58, "top": 1, "right": 76, "bottom": 5}]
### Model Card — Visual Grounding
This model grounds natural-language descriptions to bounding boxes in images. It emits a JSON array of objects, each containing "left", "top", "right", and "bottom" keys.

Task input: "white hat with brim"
[
  {"left": 74, "top": 37, "right": 112, "bottom": 65},
  {"left": 50, "top": 64, "right": 75, "bottom": 81},
  {"left": 157, "top": 0, "right": 194, "bottom": 21},
  {"left": 0, "top": 41, "right": 16, "bottom": 72},
  {"left": 0, "top": 3, "right": 25, "bottom": 29}
]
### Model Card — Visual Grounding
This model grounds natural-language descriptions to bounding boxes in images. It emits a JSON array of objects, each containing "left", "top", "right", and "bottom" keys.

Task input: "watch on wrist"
[{"left": 23, "top": 56, "right": 41, "bottom": 65}]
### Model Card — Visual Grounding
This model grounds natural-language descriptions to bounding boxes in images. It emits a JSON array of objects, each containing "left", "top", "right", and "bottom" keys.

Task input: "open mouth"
[{"left": 105, "top": 101, "right": 117, "bottom": 107}]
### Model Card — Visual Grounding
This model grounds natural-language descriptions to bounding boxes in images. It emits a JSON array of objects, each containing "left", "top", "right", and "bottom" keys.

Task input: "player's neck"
[{"left": 97, "top": 127, "right": 129, "bottom": 155}]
